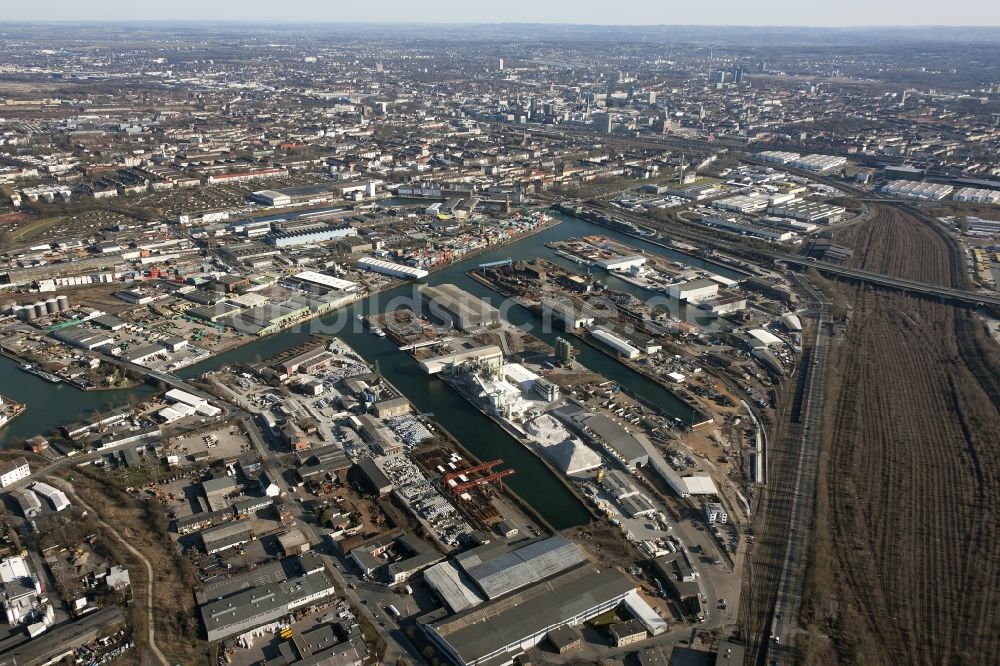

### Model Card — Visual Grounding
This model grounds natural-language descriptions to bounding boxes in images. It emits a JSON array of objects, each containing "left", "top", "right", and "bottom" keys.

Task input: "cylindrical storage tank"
[
  {"left": 13, "top": 306, "right": 24, "bottom": 320},
  {"left": 24, "top": 306, "right": 37, "bottom": 321},
  {"left": 45, "top": 298, "right": 58, "bottom": 314},
  {"left": 56, "top": 295, "right": 69, "bottom": 312},
  {"left": 33, "top": 302, "right": 46, "bottom": 318}
]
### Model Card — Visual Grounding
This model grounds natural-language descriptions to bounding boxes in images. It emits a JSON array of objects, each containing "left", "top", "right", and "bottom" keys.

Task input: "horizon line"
[{"left": 1, "top": 20, "right": 999, "bottom": 29}]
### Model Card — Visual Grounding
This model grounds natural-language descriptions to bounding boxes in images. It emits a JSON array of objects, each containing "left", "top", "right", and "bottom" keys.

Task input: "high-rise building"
[
  {"left": 732, "top": 66, "right": 745, "bottom": 83},
  {"left": 709, "top": 70, "right": 728, "bottom": 84},
  {"left": 556, "top": 337, "right": 574, "bottom": 366},
  {"left": 498, "top": 58, "right": 504, "bottom": 71}
]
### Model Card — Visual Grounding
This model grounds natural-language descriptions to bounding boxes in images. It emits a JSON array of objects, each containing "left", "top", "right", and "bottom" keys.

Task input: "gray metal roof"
[
  {"left": 419, "top": 283, "right": 500, "bottom": 328},
  {"left": 455, "top": 535, "right": 586, "bottom": 600},
  {"left": 201, "top": 569, "right": 335, "bottom": 641},
  {"left": 579, "top": 413, "right": 648, "bottom": 464},
  {"left": 423, "top": 560, "right": 486, "bottom": 613},
  {"left": 429, "top": 566, "right": 634, "bottom": 665}
]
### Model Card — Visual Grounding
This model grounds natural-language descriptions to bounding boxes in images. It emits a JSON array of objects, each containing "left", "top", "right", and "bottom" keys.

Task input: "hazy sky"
[{"left": 3, "top": 0, "right": 999, "bottom": 26}]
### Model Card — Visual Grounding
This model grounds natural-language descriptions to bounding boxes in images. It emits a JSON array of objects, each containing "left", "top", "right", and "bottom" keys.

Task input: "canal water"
[{"left": 0, "top": 213, "right": 740, "bottom": 529}]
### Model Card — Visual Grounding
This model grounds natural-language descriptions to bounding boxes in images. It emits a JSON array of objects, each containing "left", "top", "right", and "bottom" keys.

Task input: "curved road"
[{"left": 53, "top": 478, "right": 170, "bottom": 666}]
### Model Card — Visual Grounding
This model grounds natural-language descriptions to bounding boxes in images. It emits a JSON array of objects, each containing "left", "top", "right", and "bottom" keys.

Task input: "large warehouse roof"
[
  {"left": 357, "top": 257, "right": 429, "bottom": 279},
  {"left": 455, "top": 535, "right": 586, "bottom": 600},
  {"left": 680, "top": 476, "right": 718, "bottom": 495},
  {"left": 291, "top": 270, "right": 358, "bottom": 292},
  {"left": 428, "top": 565, "right": 634, "bottom": 666},
  {"left": 423, "top": 560, "right": 486, "bottom": 613},
  {"left": 419, "top": 283, "right": 500, "bottom": 329}
]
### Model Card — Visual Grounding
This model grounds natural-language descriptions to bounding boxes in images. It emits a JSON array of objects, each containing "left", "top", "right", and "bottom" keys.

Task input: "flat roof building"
[
  {"left": 199, "top": 518, "right": 253, "bottom": 554},
  {"left": 356, "top": 257, "right": 428, "bottom": 279},
  {"left": 419, "top": 284, "right": 500, "bottom": 331},
  {"left": 547, "top": 624, "right": 582, "bottom": 654},
  {"left": 357, "top": 457, "right": 393, "bottom": 496},
  {"left": 453, "top": 535, "right": 587, "bottom": 601},
  {"left": 418, "top": 345, "right": 504, "bottom": 375},
  {"left": 609, "top": 618, "right": 647, "bottom": 647},
  {"left": 373, "top": 397, "right": 411, "bottom": 419},
  {"left": 423, "top": 565, "right": 635, "bottom": 666},
  {"left": 265, "top": 223, "right": 356, "bottom": 248},
  {"left": 554, "top": 405, "right": 649, "bottom": 469},
  {"left": 666, "top": 278, "right": 719, "bottom": 303},
  {"left": 201, "top": 565, "right": 334, "bottom": 642}
]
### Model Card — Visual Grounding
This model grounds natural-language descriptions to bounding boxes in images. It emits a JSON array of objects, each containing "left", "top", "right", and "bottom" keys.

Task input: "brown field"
[
  {"left": 66, "top": 468, "right": 209, "bottom": 665},
  {"left": 801, "top": 205, "right": 1000, "bottom": 664}
]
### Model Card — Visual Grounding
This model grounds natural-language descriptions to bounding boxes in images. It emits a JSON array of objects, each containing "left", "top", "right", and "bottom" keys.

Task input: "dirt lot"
[{"left": 801, "top": 204, "right": 1000, "bottom": 665}]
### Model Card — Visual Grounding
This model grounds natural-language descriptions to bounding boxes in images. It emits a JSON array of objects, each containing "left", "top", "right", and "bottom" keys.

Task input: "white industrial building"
[
  {"left": 287, "top": 271, "right": 358, "bottom": 292},
  {"left": 789, "top": 154, "right": 847, "bottom": 172},
  {"left": 0, "top": 555, "right": 45, "bottom": 625},
  {"left": 31, "top": 482, "right": 70, "bottom": 511},
  {"left": 356, "top": 257, "right": 429, "bottom": 279},
  {"left": 597, "top": 255, "right": 646, "bottom": 271},
  {"left": 264, "top": 223, "right": 356, "bottom": 247},
  {"left": 781, "top": 313, "right": 803, "bottom": 331},
  {"left": 713, "top": 194, "right": 770, "bottom": 214},
  {"left": 755, "top": 151, "right": 800, "bottom": 164},
  {"left": 419, "top": 345, "right": 504, "bottom": 375},
  {"left": 699, "top": 295, "right": 747, "bottom": 316},
  {"left": 755, "top": 151, "right": 845, "bottom": 172},
  {"left": 419, "top": 284, "right": 501, "bottom": 330},
  {"left": 164, "top": 388, "right": 222, "bottom": 417},
  {"left": 952, "top": 187, "right": 1000, "bottom": 204},
  {"left": 541, "top": 298, "right": 596, "bottom": 330},
  {"left": 965, "top": 217, "right": 1000, "bottom": 234},
  {"left": 590, "top": 328, "right": 641, "bottom": 359},
  {"left": 748, "top": 328, "right": 784, "bottom": 348},
  {"left": 881, "top": 180, "right": 954, "bottom": 200},
  {"left": 426, "top": 565, "right": 637, "bottom": 666},
  {"left": 680, "top": 476, "right": 719, "bottom": 495},
  {"left": 667, "top": 278, "right": 719, "bottom": 303},
  {"left": 697, "top": 216, "right": 796, "bottom": 242},
  {"left": 767, "top": 200, "right": 846, "bottom": 224}
]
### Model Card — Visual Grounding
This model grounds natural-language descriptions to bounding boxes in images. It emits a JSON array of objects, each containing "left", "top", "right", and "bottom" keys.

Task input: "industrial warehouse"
[
  {"left": 422, "top": 565, "right": 651, "bottom": 666},
  {"left": 418, "top": 284, "right": 502, "bottom": 330}
]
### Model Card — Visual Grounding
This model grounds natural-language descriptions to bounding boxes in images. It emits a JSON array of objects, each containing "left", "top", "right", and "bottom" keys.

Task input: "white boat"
[{"left": 20, "top": 363, "right": 62, "bottom": 384}]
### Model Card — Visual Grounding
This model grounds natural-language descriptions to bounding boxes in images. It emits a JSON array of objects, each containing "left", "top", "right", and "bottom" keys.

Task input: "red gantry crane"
[{"left": 442, "top": 459, "right": 515, "bottom": 496}]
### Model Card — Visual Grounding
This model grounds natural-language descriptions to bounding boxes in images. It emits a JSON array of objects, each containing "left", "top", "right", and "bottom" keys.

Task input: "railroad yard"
[{"left": 792, "top": 204, "right": 1000, "bottom": 664}]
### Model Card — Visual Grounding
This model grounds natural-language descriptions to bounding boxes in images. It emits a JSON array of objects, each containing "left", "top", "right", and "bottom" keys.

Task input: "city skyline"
[{"left": 2, "top": 0, "right": 999, "bottom": 26}]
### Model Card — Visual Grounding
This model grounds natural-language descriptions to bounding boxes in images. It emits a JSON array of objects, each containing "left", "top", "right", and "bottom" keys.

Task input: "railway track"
[{"left": 745, "top": 275, "right": 831, "bottom": 666}]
